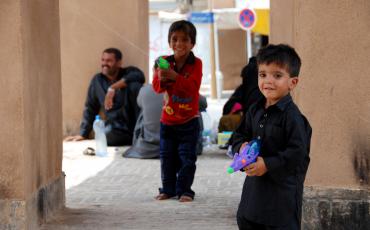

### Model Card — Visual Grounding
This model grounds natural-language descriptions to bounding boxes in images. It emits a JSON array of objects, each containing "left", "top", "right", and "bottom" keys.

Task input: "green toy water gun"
[{"left": 157, "top": 57, "right": 170, "bottom": 70}]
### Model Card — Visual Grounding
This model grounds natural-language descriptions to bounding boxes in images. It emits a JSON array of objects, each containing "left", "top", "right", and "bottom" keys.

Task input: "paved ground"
[
  {"left": 41, "top": 98, "right": 246, "bottom": 230},
  {"left": 41, "top": 141, "right": 244, "bottom": 230}
]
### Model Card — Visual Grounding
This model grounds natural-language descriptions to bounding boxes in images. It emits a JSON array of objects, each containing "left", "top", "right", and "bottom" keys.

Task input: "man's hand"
[
  {"left": 104, "top": 88, "right": 115, "bottom": 110},
  {"left": 64, "top": 135, "right": 85, "bottom": 142},
  {"left": 158, "top": 69, "right": 178, "bottom": 83},
  {"left": 244, "top": 157, "right": 268, "bottom": 176}
]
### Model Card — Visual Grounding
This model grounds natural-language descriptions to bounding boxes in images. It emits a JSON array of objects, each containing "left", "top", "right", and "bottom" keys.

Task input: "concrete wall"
[
  {"left": 21, "top": 0, "right": 63, "bottom": 199},
  {"left": 0, "top": 0, "right": 25, "bottom": 200},
  {"left": 213, "top": 0, "right": 234, "bottom": 9},
  {"left": 0, "top": 0, "right": 64, "bottom": 228},
  {"left": 271, "top": 1, "right": 370, "bottom": 227},
  {"left": 271, "top": 0, "right": 370, "bottom": 188},
  {"left": 213, "top": 0, "right": 244, "bottom": 91},
  {"left": 60, "top": 0, "right": 149, "bottom": 135},
  {"left": 218, "top": 29, "right": 246, "bottom": 90}
]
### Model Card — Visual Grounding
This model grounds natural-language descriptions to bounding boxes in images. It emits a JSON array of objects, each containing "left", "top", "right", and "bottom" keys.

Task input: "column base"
[
  {"left": 303, "top": 186, "right": 370, "bottom": 230},
  {"left": 0, "top": 173, "right": 65, "bottom": 230}
]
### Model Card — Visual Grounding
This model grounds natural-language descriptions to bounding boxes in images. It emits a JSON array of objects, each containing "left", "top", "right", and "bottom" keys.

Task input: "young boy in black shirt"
[{"left": 232, "top": 44, "right": 312, "bottom": 230}]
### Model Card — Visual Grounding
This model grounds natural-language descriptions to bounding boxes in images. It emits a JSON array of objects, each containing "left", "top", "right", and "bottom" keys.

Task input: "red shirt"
[{"left": 152, "top": 52, "right": 203, "bottom": 125}]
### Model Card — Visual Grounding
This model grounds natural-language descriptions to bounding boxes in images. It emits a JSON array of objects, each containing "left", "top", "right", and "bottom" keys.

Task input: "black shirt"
[
  {"left": 232, "top": 94, "right": 312, "bottom": 226},
  {"left": 80, "top": 67, "right": 145, "bottom": 138}
]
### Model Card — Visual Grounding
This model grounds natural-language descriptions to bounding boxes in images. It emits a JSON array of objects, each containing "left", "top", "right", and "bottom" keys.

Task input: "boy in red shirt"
[{"left": 152, "top": 20, "right": 202, "bottom": 202}]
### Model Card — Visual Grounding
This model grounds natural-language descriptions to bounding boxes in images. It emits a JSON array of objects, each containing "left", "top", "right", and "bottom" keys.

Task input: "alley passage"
[{"left": 41, "top": 141, "right": 244, "bottom": 230}]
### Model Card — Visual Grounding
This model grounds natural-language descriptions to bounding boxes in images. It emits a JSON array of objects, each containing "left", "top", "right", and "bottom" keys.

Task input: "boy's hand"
[
  {"left": 244, "top": 157, "right": 267, "bottom": 176},
  {"left": 158, "top": 69, "right": 178, "bottom": 82}
]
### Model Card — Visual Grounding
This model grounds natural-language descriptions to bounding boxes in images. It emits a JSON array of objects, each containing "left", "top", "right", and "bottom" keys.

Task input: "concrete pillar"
[
  {"left": 0, "top": 0, "right": 64, "bottom": 229},
  {"left": 271, "top": 0, "right": 370, "bottom": 228},
  {"left": 60, "top": 0, "right": 149, "bottom": 135}
]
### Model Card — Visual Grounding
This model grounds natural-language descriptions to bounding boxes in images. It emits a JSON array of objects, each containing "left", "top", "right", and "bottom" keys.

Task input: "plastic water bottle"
[
  {"left": 201, "top": 111, "right": 212, "bottom": 147},
  {"left": 93, "top": 115, "right": 108, "bottom": 157}
]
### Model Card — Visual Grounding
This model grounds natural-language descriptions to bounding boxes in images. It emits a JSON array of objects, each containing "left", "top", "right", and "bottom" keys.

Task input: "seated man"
[
  {"left": 64, "top": 48, "right": 145, "bottom": 146},
  {"left": 123, "top": 84, "right": 163, "bottom": 158}
]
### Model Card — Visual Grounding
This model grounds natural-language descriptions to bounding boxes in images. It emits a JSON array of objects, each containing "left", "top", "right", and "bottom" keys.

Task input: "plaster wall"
[
  {"left": 0, "top": 0, "right": 25, "bottom": 199},
  {"left": 0, "top": 0, "right": 62, "bottom": 199},
  {"left": 270, "top": 0, "right": 370, "bottom": 188},
  {"left": 0, "top": 0, "right": 63, "bottom": 227},
  {"left": 60, "top": 0, "right": 149, "bottom": 135},
  {"left": 213, "top": 0, "right": 234, "bottom": 9},
  {"left": 218, "top": 29, "right": 246, "bottom": 90},
  {"left": 21, "top": 0, "right": 63, "bottom": 198}
]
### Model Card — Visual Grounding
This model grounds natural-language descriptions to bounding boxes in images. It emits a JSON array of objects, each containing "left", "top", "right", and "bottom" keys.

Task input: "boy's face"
[
  {"left": 258, "top": 63, "right": 298, "bottom": 107},
  {"left": 169, "top": 30, "right": 194, "bottom": 59}
]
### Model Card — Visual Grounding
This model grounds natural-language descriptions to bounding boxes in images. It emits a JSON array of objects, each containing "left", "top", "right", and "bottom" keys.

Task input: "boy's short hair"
[
  {"left": 256, "top": 44, "right": 301, "bottom": 77},
  {"left": 103, "top": 48, "right": 122, "bottom": 61},
  {"left": 168, "top": 20, "right": 197, "bottom": 45}
]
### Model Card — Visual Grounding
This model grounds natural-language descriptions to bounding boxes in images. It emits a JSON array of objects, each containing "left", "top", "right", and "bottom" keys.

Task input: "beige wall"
[
  {"left": 60, "top": 0, "right": 149, "bottom": 135},
  {"left": 271, "top": 0, "right": 370, "bottom": 188},
  {"left": 213, "top": 0, "right": 234, "bottom": 9},
  {"left": 0, "top": 0, "right": 62, "bottom": 200},
  {"left": 218, "top": 29, "right": 246, "bottom": 90},
  {"left": 0, "top": 0, "right": 24, "bottom": 199}
]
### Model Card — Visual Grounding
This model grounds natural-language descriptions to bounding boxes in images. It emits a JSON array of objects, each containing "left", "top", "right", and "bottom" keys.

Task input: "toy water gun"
[
  {"left": 156, "top": 57, "right": 170, "bottom": 70},
  {"left": 226, "top": 139, "right": 260, "bottom": 174}
]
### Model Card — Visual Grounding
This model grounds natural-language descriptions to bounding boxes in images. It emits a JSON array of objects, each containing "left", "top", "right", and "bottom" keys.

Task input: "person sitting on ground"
[
  {"left": 64, "top": 48, "right": 145, "bottom": 146},
  {"left": 218, "top": 57, "right": 263, "bottom": 133},
  {"left": 105, "top": 83, "right": 207, "bottom": 159},
  {"left": 122, "top": 84, "right": 163, "bottom": 159},
  {"left": 196, "top": 94, "right": 207, "bottom": 155},
  {"left": 218, "top": 57, "right": 263, "bottom": 154}
]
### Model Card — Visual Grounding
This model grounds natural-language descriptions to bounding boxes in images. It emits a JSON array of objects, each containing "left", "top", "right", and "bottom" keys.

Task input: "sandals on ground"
[
  {"left": 83, "top": 147, "right": 95, "bottom": 156},
  {"left": 155, "top": 193, "right": 193, "bottom": 202},
  {"left": 155, "top": 193, "right": 172, "bottom": 200}
]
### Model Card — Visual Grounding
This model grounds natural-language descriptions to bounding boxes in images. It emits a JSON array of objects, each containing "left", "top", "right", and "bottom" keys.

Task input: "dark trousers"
[
  {"left": 237, "top": 215, "right": 300, "bottom": 230},
  {"left": 159, "top": 118, "right": 200, "bottom": 198}
]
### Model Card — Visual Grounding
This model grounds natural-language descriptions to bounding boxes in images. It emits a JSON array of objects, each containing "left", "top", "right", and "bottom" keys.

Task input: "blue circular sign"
[{"left": 238, "top": 8, "right": 257, "bottom": 30}]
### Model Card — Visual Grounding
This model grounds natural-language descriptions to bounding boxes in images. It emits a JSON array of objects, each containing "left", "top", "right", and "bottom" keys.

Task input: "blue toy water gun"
[{"left": 227, "top": 139, "right": 260, "bottom": 174}]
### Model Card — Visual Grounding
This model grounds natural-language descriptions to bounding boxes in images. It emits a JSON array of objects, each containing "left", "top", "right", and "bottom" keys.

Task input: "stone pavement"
[{"left": 41, "top": 139, "right": 245, "bottom": 230}]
